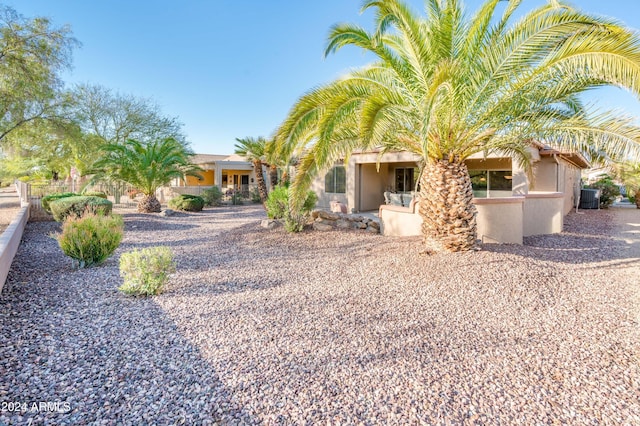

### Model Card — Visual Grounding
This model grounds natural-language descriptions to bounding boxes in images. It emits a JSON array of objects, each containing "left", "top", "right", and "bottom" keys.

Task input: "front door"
[{"left": 241, "top": 175, "right": 249, "bottom": 195}]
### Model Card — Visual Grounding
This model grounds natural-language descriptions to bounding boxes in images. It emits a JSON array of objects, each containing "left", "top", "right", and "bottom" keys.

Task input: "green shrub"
[
  {"left": 82, "top": 191, "right": 108, "bottom": 199},
  {"left": 50, "top": 196, "right": 113, "bottom": 222},
  {"left": 202, "top": 186, "right": 223, "bottom": 206},
  {"left": 41, "top": 192, "right": 78, "bottom": 214},
  {"left": 55, "top": 213, "right": 123, "bottom": 268},
  {"left": 265, "top": 186, "right": 317, "bottom": 232},
  {"left": 265, "top": 186, "right": 289, "bottom": 219},
  {"left": 168, "top": 194, "right": 205, "bottom": 211},
  {"left": 586, "top": 175, "right": 621, "bottom": 208},
  {"left": 119, "top": 246, "right": 176, "bottom": 296},
  {"left": 250, "top": 187, "right": 262, "bottom": 203}
]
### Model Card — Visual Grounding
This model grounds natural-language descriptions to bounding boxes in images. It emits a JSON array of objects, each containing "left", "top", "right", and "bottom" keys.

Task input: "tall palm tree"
[
  {"left": 276, "top": 0, "right": 640, "bottom": 252},
  {"left": 90, "top": 138, "right": 202, "bottom": 212},
  {"left": 235, "top": 136, "right": 269, "bottom": 203}
]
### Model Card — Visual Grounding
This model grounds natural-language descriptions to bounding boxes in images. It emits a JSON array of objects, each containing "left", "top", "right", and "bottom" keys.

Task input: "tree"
[
  {"left": 615, "top": 162, "right": 640, "bottom": 208},
  {"left": 234, "top": 136, "right": 269, "bottom": 204},
  {"left": 90, "top": 138, "right": 202, "bottom": 213},
  {"left": 0, "top": 6, "right": 77, "bottom": 142},
  {"left": 66, "top": 83, "right": 186, "bottom": 145},
  {"left": 276, "top": 0, "right": 640, "bottom": 252}
]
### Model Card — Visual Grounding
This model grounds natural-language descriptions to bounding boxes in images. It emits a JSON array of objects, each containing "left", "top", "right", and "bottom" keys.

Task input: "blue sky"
[{"left": 8, "top": 0, "right": 640, "bottom": 154}]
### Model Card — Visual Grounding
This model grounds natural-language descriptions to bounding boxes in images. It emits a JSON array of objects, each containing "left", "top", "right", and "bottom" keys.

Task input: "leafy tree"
[
  {"left": 90, "top": 138, "right": 202, "bottom": 212},
  {"left": 234, "top": 136, "right": 269, "bottom": 204},
  {"left": 614, "top": 162, "right": 640, "bottom": 208},
  {"left": 276, "top": 0, "right": 640, "bottom": 252},
  {"left": 0, "top": 6, "right": 77, "bottom": 142},
  {"left": 66, "top": 83, "right": 186, "bottom": 145}
]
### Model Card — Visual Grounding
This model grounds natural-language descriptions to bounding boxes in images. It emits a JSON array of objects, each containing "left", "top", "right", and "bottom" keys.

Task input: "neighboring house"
[
  {"left": 170, "top": 153, "right": 264, "bottom": 195},
  {"left": 311, "top": 144, "right": 589, "bottom": 244}
]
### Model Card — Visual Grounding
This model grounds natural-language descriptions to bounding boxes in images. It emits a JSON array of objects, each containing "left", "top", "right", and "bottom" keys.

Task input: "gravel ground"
[{"left": 1, "top": 205, "right": 639, "bottom": 424}]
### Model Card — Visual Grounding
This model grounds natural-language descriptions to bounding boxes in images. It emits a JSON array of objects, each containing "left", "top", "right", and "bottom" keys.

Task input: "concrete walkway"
[{"left": 0, "top": 187, "right": 21, "bottom": 233}]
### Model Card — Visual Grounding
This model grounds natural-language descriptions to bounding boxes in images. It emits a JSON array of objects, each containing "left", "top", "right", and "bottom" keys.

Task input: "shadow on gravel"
[
  {"left": 0, "top": 224, "right": 255, "bottom": 424},
  {"left": 481, "top": 210, "right": 640, "bottom": 265}
]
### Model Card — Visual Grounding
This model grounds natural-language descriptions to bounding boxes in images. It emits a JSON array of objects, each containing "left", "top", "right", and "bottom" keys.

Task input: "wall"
[
  {"left": 357, "top": 163, "right": 387, "bottom": 211},
  {"left": 523, "top": 193, "right": 564, "bottom": 236},
  {"left": 185, "top": 170, "right": 215, "bottom": 186},
  {"left": 473, "top": 197, "right": 524, "bottom": 244},
  {"left": 0, "top": 205, "right": 30, "bottom": 293},
  {"left": 311, "top": 173, "right": 348, "bottom": 210}
]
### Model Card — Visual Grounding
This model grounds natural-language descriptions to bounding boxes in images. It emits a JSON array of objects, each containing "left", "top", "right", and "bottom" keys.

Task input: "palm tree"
[
  {"left": 234, "top": 136, "right": 269, "bottom": 204},
  {"left": 90, "top": 138, "right": 202, "bottom": 212},
  {"left": 276, "top": 0, "right": 640, "bottom": 252},
  {"left": 615, "top": 162, "right": 640, "bottom": 208}
]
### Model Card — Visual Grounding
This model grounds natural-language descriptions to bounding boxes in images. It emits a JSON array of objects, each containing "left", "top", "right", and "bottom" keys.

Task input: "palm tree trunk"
[
  {"left": 254, "top": 160, "right": 269, "bottom": 204},
  {"left": 418, "top": 158, "right": 477, "bottom": 252},
  {"left": 269, "top": 164, "right": 278, "bottom": 188},
  {"left": 138, "top": 194, "right": 162, "bottom": 213}
]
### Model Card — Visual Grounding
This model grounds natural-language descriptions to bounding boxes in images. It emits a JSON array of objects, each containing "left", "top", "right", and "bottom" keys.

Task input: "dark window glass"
[{"left": 325, "top": 166, "right": 346, "bottom": 193}]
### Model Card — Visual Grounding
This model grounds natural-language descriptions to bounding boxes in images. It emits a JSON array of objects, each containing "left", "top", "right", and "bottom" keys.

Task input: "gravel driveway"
[{"left": 1, "top": 205, "right": 639, "bottom": 424}]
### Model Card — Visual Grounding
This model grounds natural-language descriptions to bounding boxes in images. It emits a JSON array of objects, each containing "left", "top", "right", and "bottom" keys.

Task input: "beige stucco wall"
[
  {"left": 379, "top": 204, "right": 422, "bottom": 237},
  {"left": 473, "top": 197, "right": 524, "bottom": 244},
  {"left": 523, "top": 193, "right": 564, "bottom": 236},
  {"left": 357, "top": 164, "right": 387, "bottom": 211}
]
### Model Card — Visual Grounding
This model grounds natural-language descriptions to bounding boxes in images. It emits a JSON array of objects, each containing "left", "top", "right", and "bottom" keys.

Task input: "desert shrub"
[
  {"left": 168, "top": 194, "right": 205, "bottom": 211},
  {"left": 265, "top": 186, "right": 289, "bottom": 219},
  {"left": 42, "top": 192, "right": 78, "bottom": 214},
  {"left": 82, "top": 191, "right": 108, "bottom": 199},
  {"left": 265, "top": 186, "right": 317, "bottom": 232},
  {"left": 250, "top": 187, "right": 262, "bottom": 203},
  {"left": 50, "top": 196, "right": 113, "bottom": 222},
  {"left": 55, "top": 213, "right": 123, "bottom": 268},
  {"left": 586, "top": 175, "right": 621, "bottom": 208},
  {"left": 202, "top": 186, "right": 223, "bottom": 206},
  {"left": 119, "top": 246, "right": 176, "bottom": 296}
]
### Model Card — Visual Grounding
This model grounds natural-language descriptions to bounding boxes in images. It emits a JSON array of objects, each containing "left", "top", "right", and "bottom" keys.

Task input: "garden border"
[{"left": 0, "top": 204, "right": 30, "bottom": 293}]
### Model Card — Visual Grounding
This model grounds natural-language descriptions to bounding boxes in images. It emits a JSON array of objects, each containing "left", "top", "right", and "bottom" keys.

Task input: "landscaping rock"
[
  {"left": 261, "top": 219, "right": 281, "bottom": 229},
  {"left": 312, "top": 222, "right": 334, "bottom": 231},
  {"left": 161, "top": 209, "right": 175, "bottom": 217},
  {"left": 316, "top": 210, "right": 341, "bottom": 221}
]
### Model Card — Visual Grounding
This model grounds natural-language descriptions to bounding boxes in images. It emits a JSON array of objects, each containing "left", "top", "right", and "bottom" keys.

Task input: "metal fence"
[{"left": 14, "top": 180, "right": 264, "bottom": 220}]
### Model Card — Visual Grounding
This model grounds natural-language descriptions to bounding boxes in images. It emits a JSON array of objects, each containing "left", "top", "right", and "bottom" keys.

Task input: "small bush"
[
  {"left": 82, "top": 191, "right": 108, "bottom": 199},
  {"left": 265, "top": 186, "right": 289, "bottom": 219},
  {"left": 55, "top": 213, "right": 123, "bottom": 268},
  {"left": 250, "top": 187, "right": 262, "bottom": 203},
  {"left": 168, "top": 194, "right": 205, "bottom": 211},
  {"left": 265, "top": 186, "right": 317, "bottom": 232},
  {"left": 50, "top": 196, "right": 113, "bottom": 222},
  {"left": 202, "top": 186, "right": 223, "bottom": 206},
  {"left": 586, "top": 175, "right": 621, "bottom": 208},
  {"left": 41, "top": 192, "right": 78, "bottom": 214},
  {"left": 119, "top": 247, "right": 176, "bottom": 296}
]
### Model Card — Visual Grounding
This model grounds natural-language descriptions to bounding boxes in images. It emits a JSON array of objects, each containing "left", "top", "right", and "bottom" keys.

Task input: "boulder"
[
  {"left": 313, "top": 222, "right": 335, "bottom": 231},
  {"left": 161, "top": 209, "right": 175, "bottom": 217},
  {"left": 261, "top": 219, "right": 281, "bottom": 229},
  {"left": 317, "top": 210, "right": 341, "bottom": 221}
]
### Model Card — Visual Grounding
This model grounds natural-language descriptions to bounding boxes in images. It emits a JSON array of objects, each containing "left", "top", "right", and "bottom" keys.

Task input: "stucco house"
[
  {"left": 310, "top": 144, "right": 589, "bottom": 244},
  {"left": 170, "top": 153, "right": 265, "bottom": 196}
]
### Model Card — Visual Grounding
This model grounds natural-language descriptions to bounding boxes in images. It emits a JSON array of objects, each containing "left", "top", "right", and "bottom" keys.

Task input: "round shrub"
[
  {"left": 82, "top": 191, "right": 108, "bottom": 199},
  {"left": 265, "top": 186, "right": 317, "bottom": 220},
  {"left": 168, "top": 194, "right": 205, "bottom": 212},
  {"left": 41, "top": 192, "right": 78, "bottom": 214},
  {"left": 55, "top": 213, "right": 123, "bottom": 268},
  {"left": 50, "top": 196, "right": 113, "bottom": 222},
  {"left": 119, "top": 246, "right": 176, "bottom": 296}
]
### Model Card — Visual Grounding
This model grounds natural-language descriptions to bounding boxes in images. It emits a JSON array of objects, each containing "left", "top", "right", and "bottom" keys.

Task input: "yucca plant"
[{"left": 276, "top": 0, "right": 640, "bottom": 252}]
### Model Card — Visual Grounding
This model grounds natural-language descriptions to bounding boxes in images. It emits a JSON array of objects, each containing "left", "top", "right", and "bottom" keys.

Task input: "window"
[
  {"left": 395, "top": 167, "right": 417, "bottom": 192},
  {"left": 469, "top": 170, "right": 512, "bottom": 197},
  {"left": 325, "top": 166, "right": 346, "bottom": 193}
]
